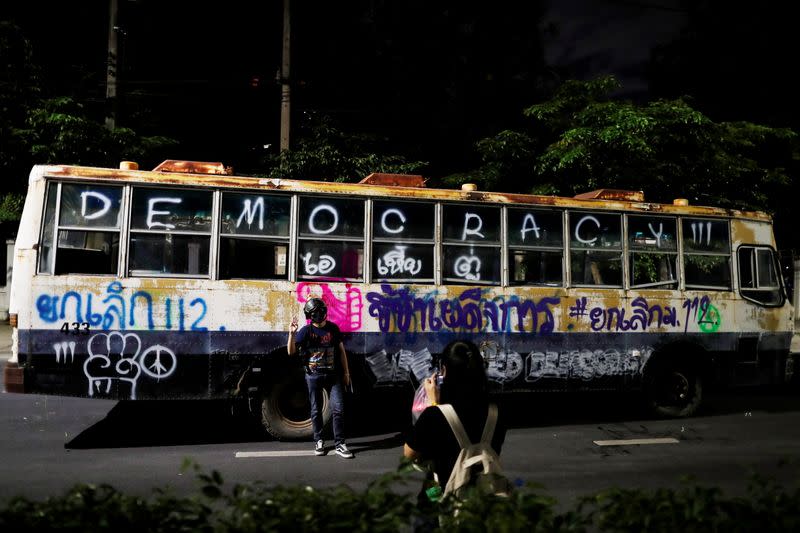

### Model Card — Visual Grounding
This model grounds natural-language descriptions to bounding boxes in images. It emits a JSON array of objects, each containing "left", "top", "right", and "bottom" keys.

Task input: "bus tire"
[
  {"left": 646, "top": 361, "right": 703, "bottom": 418},
  {"left": 260, "top": 375, "right": 331, "bottom": 440}
]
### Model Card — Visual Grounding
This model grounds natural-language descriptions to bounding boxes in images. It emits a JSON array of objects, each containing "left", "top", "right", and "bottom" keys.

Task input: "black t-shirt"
[
  {"left": 405, "top": 402, "right": 506, "bottom": 489},
  {"left": 295, "top": 321, "right": 342, "bottom": 372}
]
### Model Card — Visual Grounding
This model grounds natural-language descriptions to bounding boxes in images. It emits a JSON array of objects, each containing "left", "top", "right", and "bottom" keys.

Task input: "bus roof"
[{"left": 34, "top": 162, "right": 772, "bottom": 222}]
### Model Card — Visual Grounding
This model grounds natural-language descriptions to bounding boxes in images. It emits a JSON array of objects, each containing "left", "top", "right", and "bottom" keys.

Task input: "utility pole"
[
  {"left": 105, "top": 0, "right": 119, "bottom": 130},
  {"left": 279, "top": 0, "right": 291, "bottom": 151}
]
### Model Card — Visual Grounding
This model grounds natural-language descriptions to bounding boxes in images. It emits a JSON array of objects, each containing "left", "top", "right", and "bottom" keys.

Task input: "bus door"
[{"left": 736, "top": 245, "right": 789, "bottom": 384}]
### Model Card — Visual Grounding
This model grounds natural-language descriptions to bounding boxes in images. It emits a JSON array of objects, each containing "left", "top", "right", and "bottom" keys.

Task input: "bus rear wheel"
[
  {"left": 647, "top": 362, "right": 702, "bottom": 418},
  {"left": 260, "top": 375, "right": 331, "bottom": 440}
]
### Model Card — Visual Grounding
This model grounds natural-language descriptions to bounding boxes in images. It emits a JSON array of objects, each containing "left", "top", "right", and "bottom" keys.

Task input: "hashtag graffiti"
[{"left": 569, "top": 297, "right": 588, "bottom": 319}]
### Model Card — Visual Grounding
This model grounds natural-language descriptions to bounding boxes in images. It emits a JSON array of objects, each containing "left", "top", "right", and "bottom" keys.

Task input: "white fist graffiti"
[{"left": 83, "top": 332, "right": 176, "bottom": 400}]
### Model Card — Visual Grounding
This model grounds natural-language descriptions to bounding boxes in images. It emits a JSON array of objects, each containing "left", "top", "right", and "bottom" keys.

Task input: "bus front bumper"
[{"left": 3, "top": 362, "right": 24, "bottom": 393}]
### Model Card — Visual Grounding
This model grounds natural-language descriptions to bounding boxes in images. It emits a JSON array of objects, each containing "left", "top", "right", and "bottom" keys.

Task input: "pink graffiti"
[{"left": 296, "top": 282, "right": 363, "bottom": 332}]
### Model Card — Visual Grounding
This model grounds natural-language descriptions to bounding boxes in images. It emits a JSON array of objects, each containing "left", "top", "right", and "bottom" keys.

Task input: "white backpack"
[{"left": 438, "top": 403, "right": 513, "bottom": 499}]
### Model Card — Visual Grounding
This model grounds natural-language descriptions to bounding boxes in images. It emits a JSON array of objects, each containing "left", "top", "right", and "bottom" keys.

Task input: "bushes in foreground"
[{"left": 1, "top": 461, "right": 799, "bottom": 532}]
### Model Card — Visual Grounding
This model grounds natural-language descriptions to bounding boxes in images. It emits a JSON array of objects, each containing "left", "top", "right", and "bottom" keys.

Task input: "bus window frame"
[
  {"left": 38, "top": 180, "right": 124, "bottom": 277},
  {"left": 680, "top": 216, "right": 732, "bottom": 291},
  {"left": 567, "top": 209, "right": 624, "bottom": 289},
  {"left": 37, "top": 180, "right": 59, "bottom": 275},
  {"left": 371, "top": 198, "right": 436, "bottom": 284},
  {"left": 216, "top": 190, "right": 292, "bottom": 281},
  {"left": 296, "top": 195, "right": 366, "bottom": 282},
  {"left": 127, "top": 185, "right": 215, "bottom": 279},
  {"left": 506, "top": 206, "right": 565, "bottom": 287},
  {"left": 736, "top": 244, "right": 786, "bottom": 308},
  {"left": 626, "top": 213, "right": 679, "bottom": 290},
  {"left": 441, "top": 201, "right": 502, "bottom": 286}
]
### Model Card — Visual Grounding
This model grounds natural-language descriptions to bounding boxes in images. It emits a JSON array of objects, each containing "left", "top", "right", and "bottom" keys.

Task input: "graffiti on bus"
[
  {"left": 365, "top": 285, "right": 560, "bottom": 334},
  {"left": 526, "top": 346, "right": 653, "bottom": 382},
  {"left": 366, "top": 347, "right": 434, "bottom": 384},
  {"left": 35, "top": 281, "right": 221, "bottom": 331},
  {"left": 567, "top": 295, "right": 721, "bottom": 333},
  {"left": 51, "top": 331, "right": 177, "bottom": 400},
  {"left": 295, "top": 281, "right": 363, "bottom": 332}
]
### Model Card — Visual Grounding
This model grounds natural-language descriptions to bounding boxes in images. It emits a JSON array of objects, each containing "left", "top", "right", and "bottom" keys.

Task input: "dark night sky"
[
  {"left": 542, "top": 0, "right": 686, "bottom": 96},
  {"left": 3, "top": 1, "right": 793, "bottom": 177}
]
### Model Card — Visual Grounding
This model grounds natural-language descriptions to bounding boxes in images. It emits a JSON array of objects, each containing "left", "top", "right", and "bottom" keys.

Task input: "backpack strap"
[
  {"left": 439, "top": 403, "right": 498, "bottom": 448},
  {"left": 480, "top": 403, "right": 498, "bottom": 444},
  {"left": 437, "top": 404, "right": 472, "bottom": 449}
]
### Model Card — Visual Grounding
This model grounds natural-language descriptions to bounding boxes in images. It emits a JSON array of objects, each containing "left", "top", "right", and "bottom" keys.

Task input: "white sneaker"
[
  {"left": 335, "top": 443, "right": 354, "bottom": 459},
  {"left": 314, "top": 440, "right": 326, "bottom": 456}
]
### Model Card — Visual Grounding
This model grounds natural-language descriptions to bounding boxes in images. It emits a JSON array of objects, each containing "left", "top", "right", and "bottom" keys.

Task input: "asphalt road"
[{"left": 2, "top": 326, "right": 800, "bottom": 508}]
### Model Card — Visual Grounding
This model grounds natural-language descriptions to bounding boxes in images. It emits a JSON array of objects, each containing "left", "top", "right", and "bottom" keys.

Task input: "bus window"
[
  {"left": 628, "top": 215, "right": 678, "bottom": 289},
  {"left": 44, "top": 183, "right": 123, "bottom": 275},
  {"left": 372, "top": 201, "right": 434, "bottom": 282},
  {"left": 569, "top": 212, "right": 622, "bottom": 287},
  {"left": 37, "top": 182, "right": 58, "bottom": 274},
  {"left": 738, "top": 246, "right": 784, "bottom": 306},
  {"left": 219, "top": 192, "right": 290, "bottom": 280},
  {"left": 298, "top": 197, "right": 364, "bottom": 279},
  {"left": 129, "top": 187, "right": 213, "bottom": 276},
  {"left": 442, "top": 204, "right": 501, "bottom": 284},
  {"left": 507, "top": 208, "right": 563, "bottom": 286},
  {"left": 682, "top": 218, "right": 731, "bottom": 290}
]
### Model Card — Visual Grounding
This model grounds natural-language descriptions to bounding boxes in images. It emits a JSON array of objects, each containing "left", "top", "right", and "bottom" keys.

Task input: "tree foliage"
[
  {"left": 261, "top": 114, "right": 427, "bottom": 182},
  {"left": 0, "top": 21, "right": 40, "bottom": 185},
  {"left": 0, "top": 22, "right": 178, "bottom": 227},
  {"left": 453, "top": 76, "right": 798, "bottom": 215},
  {"left": 18, "top": 96, "right": 177, "bottom": 170},
  {"left": 0, "top": 193, "right": 24, "bottom": 223},
  {"left": 2, "top": 462, "right": 800, "bottom": 532},
  {"left": 292, "top": 1, "right": 548, "bottom": 176}
]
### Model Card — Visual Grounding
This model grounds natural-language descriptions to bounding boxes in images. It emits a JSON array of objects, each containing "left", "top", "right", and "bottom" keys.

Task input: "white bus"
[{"left": 4, "top": 160, "right": 796, "bottom": 439}]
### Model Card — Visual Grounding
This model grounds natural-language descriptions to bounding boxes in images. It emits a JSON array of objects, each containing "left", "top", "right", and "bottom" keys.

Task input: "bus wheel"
[
  {"left": 647, "top": 362, "right": 702, "bottom": 418},
  {"left": 260, "top": 376, "right": 331, "bottom": 440}
]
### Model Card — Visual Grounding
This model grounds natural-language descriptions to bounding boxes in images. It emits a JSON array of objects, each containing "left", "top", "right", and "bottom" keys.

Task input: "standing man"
[{"left": 288, "top": 298, "right": 354, "bottom": 458}]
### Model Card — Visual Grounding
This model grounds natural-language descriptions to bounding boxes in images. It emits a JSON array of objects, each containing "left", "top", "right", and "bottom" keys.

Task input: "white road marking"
[
  {"left": 235, "top": 450, "right": 317, "bottom": 458},
  {"left": 593, "top": 437, "right": 680, "bottom": 446}
]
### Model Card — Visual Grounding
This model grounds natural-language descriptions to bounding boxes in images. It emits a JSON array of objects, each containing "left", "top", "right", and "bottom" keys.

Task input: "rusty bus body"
[{"left": 4, "top": 161, "right": 796, "bottom": 439}]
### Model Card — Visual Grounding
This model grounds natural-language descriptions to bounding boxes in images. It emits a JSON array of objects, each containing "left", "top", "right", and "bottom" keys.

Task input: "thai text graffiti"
[
  {"left": 366, "top": 285, "right": 559, "bottom": 334},
  {"left": 683, "top": 295, "right": 721, "bottom": 333},
  {"left": 526, "top": 346, "right": 652, "bottom": 382},
  {"left": 296, "top": 282, "right": 363, "bottom": 333},
  {"left": 568, "top": 295, "right": 722, "bottom": 333},
  {"left": 300, "top": 252, "right": 336, "bottom": 275},
  {"left": 377, "top": 245, "right": 422, "bottom": 276},
  {"left": 36, "top": 281, "right": 220, "bottom": 331},
  {"left": 569, "top": 297, "right": 679, "bottom": 332},
  {"left": 453, "top": 254, "right": 481, "bottom": 281}
]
